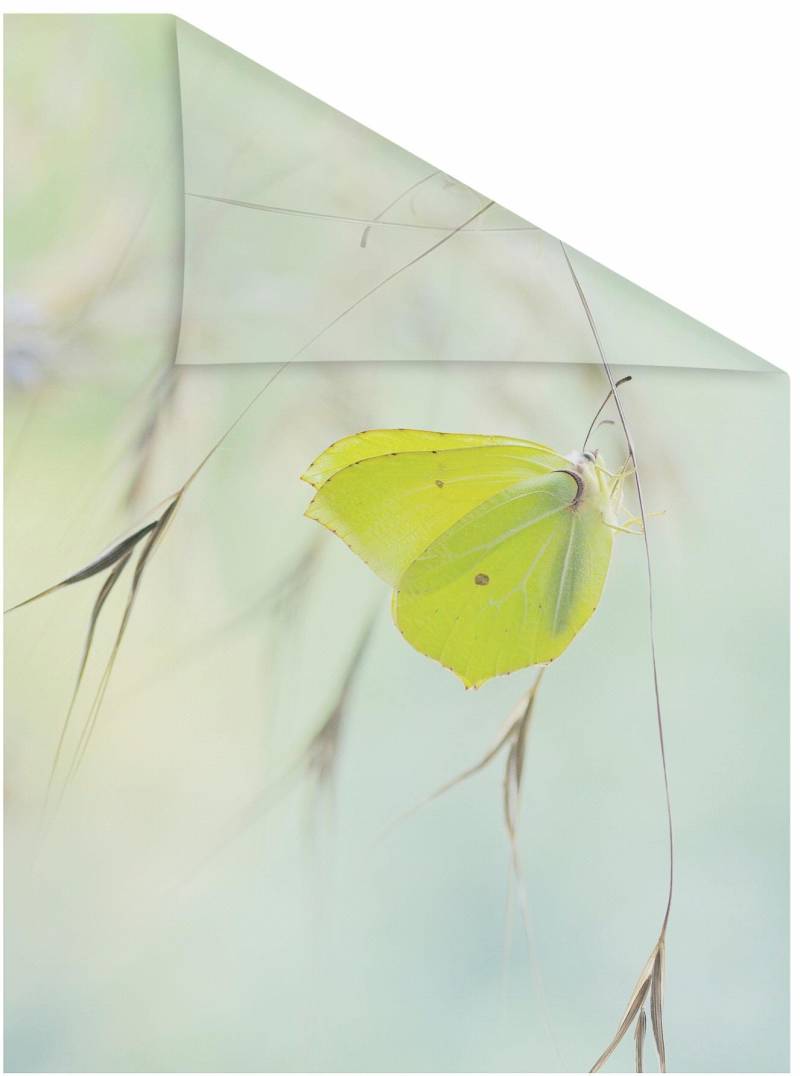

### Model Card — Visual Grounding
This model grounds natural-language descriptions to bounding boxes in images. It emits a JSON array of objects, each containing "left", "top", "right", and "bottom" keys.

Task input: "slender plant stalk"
[
  {"left": 124, "top": 362, "right": 180, "bottom": 507},
  {"left": 177, "top": 198, "right": 495, "bottom": 495},
  {"left": 186, "top": 192, "right": 530, "bottom": 232},
  {"left": 360, "top": 169, "right": 440, "bottom": 247},
  {"left": 561, "top": 243, "right": 674, "bottom": 1073}
]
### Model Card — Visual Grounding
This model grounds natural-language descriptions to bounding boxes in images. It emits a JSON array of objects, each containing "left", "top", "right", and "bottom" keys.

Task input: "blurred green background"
[{"left": 4, "top": 16, "right": 788, "bottom": 1073}]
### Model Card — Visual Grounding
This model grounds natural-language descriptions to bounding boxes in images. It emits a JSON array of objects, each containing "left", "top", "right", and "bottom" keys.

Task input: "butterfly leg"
[{"left": 603, "top": 516, "right": 644, "bottom": 536}]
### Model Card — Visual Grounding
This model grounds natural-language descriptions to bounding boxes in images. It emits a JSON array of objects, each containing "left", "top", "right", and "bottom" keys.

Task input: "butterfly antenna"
[{"left": 582, "top": 376, "right": 632, "bottom": 451}]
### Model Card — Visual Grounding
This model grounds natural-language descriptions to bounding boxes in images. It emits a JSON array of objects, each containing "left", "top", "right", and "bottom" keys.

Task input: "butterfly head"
[{"left": 563, "top": 449, "right": 616, "bottom": 519}]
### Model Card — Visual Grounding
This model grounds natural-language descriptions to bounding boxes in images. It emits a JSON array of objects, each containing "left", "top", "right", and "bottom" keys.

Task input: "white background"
[
  {"left": 177, "top": 1, "right": 800, "bottom": 375},
  {"left": 4, "top": 1, "right": 797, "bottom": 368},
  {"left": 1, "top": 2, "right": 797, "bottom": 1070}
]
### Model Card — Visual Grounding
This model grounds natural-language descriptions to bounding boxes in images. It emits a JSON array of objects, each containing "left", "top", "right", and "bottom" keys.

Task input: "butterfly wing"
[
  {"left": 304, "top": 430, "right": 569, "bottom": 586},
  {"left": 302, "top": 427, "right": 561, "bottom": 488},
  {"left": 393, "top": 470, "right": 613, "bottom": 687}
]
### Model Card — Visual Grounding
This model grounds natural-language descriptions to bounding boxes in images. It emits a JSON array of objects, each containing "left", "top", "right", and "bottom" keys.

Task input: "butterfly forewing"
[
  {"left": 304, "top": 434, "right": 569, "bottom": 586},
  {"left": 301, "top": 428, "right": 563, "bottom": 489}
]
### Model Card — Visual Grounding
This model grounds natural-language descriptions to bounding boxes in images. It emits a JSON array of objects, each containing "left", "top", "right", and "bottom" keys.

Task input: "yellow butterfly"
[{"left": 303, "top": 425, "right": 630, "bottom": 688}]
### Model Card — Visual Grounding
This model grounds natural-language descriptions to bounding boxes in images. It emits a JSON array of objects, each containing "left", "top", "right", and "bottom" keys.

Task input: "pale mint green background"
[{"left": 5, "top": 16, "right": 788, "bottom": 1073}]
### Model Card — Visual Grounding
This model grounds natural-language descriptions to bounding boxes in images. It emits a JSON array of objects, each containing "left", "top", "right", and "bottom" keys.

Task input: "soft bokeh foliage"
[{"left": 4, "top": 16, "right": 788, "bottom": 1073}]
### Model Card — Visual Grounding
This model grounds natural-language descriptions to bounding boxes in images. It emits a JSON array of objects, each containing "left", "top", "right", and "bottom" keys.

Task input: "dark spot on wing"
[
  {"left": 435, "top": 479, "right": 444, "bottom": 488},
  {"left": 474, "top": 573, "right": 490, "bottom": 586}
]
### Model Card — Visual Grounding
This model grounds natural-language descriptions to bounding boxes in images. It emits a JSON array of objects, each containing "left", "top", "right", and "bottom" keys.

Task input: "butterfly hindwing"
[{"left": 393, "top": 470, "right": 613, "bottom": 687}]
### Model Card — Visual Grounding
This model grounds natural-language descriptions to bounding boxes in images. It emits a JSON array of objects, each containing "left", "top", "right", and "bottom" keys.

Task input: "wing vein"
[{"left": 551, "top": 515, "right": 578, "bottom": 633}]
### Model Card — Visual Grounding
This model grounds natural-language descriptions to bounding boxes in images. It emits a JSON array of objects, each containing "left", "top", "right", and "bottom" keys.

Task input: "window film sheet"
[{"left": 4, "top": 15, "right": 788, "bottom": 1073}]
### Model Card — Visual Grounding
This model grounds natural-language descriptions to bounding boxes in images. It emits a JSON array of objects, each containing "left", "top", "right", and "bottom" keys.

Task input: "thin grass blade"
[
  {"left": 125, "top": 363, "right": 179, "bottom": 507},
  {"left": 634, "top": 1007, "right": 647, "bottom": 1072},
  {"left": 589, "top": 946, "right": 658, "bottom": 1073},
  {"left": 502, "top": 669, "right": 543, "bottom": 847},
  {"left": 378, "top": 686, "right": 532, "bottom": 841},
  {"left": 41, "top": 549, "right": 134, "bottom": 818},
  {"left": 6, "top": 519, "right": 159, "bottom": 612},
  {"left": 58, "top": 499, "right": 179, "bottom": 795},
  {"left": 180, "top": 609, "right": 377, "bottom": 878},
  {"left": 305, "top": 609, "right": 377, "bottom": 791},
  {"left": 650, "top": 940, "right": 666, "bottom": 1072}
]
